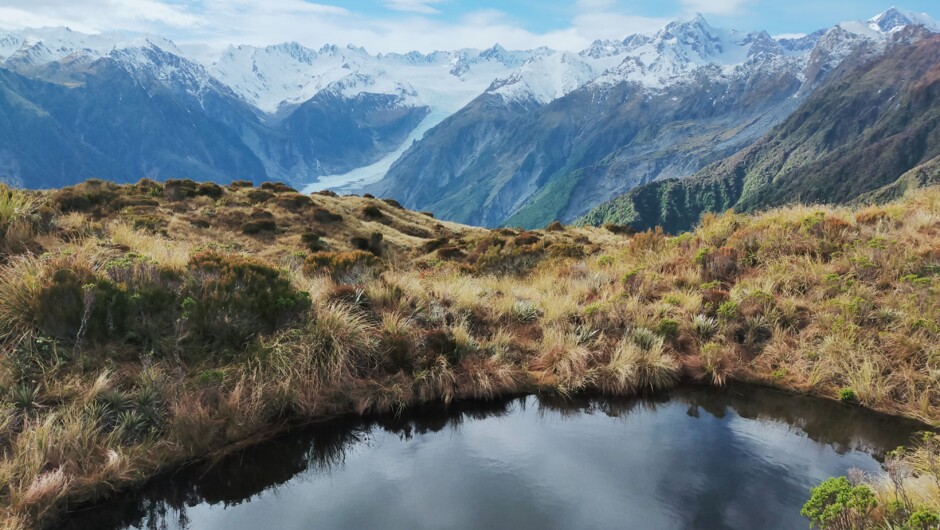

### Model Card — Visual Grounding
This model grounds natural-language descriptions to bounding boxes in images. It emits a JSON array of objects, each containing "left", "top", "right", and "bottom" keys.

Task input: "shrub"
[
  {"left": 382, "top": 198, "right": 404, "bottom": 209},
  {"left": 361, "top": 205, "right": 384, "bottom": 220},
  {"left": 548, "top": 242, "right": 584, "bottom": 259},
  {"left": 350, "top": 232, "right": 383, "bottom": 256},
  {"left": 52, "top": 180, "right": 119, "bottom": 214},
  {"left": 632, "top": 227, "right": 666, "bottom": 251},
  {"left": 838, "top": 388, "right": 857, "bottom": 402},
  {"left": 801, "top": 477, "right": 876, "bottom": 530},
  {"left": 655, "top": 318, "right": 680, "bottom": 339},
  {"left": 717, "top": 301, "right": 739, "bottom": 320},
  {"left": 246, "top": 189, "right": 274, "bottom": 204},
  {"left": 422, "top": 237, "right": 449, "bottom": 253},
  {"left": 312, "top": 208, "right": 343, "bottom": 224},
  {"left": 603, "top": 223, "right": 634, "bottom": 235},
  {"left": 303, "top": 251, "right": 379, "bottom": 280},
  {"left": 514, "top": 232, "right": 541, "bottom": 246},
  {"left": 436, "top": 246, "right": 466, "bottom": 260},
  {"left": 196, "top": 183, "right": 223, "bottom": 198},
  {"left": 545, "top": 221, "right": 564, "bottom": 232},
  {"left": 184, "top": 251, "right": 310, "bottom": 356},
  {"left": 421, "top": 329, "right": 459, "bottom": 366},
  {"left": 229, "top": 180, "right": 254, "bottom": 188},
  {"left": 163, "top": 179, "right": 198, "bottom": 201},
  {"left": 242, "top": 220, "right": 278, "bottom": 235},
  {"left": 699, "top": 246, "right": 739, "bottom": 282},
  {"left": 260, "top": 182, "right": 297, "bottom": 193},
  {"left": 906, "top": 509, "right": 940, "bottom": 529},
  {"left": 30, "top": 255, "right": 183, "bottom": 350},
  {"left": 275, "top": 193, "right": 313, "bottom": 212},
  {"left": 134, "top": 178, "right": 163, "bottom": 195},
  {"left": 301, "top": 231, "right": 326, "bottom": 252}
]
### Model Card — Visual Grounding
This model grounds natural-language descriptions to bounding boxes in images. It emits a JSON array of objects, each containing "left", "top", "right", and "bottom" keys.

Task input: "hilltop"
[{"left": 0, "top": 179, "right": 938, "bottom": 528}]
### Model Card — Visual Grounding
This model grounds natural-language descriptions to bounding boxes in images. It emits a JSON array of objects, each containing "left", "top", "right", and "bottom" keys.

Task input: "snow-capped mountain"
[
  {"left": 869, "top": 6, "right": 940, "bottom": 33},
  {"left": 211, "top": 42, "right": 540, "bottom": 115},
  {"left": 372, "top": 9, "right": 940, "bottom": 228},
  {"left": 0, "top": 7, "right": 937, "bottom": 205}
]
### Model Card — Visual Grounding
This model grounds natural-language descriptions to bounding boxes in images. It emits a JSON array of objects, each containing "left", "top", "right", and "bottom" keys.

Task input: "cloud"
[
  {"left": 0, "top": 0, "right": 199, "bottom": 33},
  {"left": 680, "top": 0, "right": 751, "bottom": 16},
  {"left": 383, "top": 0, "right": 446, "bottom": 15},
  {"left": 0, "top": 0, "right": 666, "bottom": 58}
]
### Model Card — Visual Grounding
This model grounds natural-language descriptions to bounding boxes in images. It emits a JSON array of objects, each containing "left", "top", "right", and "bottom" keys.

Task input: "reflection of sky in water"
[{"left": 123, "top": 391, "right": 906, "bottom": 530}]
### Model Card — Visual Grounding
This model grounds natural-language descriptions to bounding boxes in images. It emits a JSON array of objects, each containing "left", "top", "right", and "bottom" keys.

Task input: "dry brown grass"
[{"left": 0, "top": 181, "right": 939, "bottom": 528}]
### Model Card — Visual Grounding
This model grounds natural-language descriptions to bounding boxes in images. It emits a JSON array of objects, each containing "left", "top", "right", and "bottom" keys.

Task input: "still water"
[{"left": 63, "top": 385, "right": 927, "bottom": 530}]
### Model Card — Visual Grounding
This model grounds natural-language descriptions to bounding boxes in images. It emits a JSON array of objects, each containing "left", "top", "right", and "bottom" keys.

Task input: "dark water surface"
[{"left": 62, "top": 385, "right": 928, "bottom": 530}]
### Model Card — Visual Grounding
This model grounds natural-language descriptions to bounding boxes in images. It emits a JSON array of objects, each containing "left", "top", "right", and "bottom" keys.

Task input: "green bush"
[
  {"left": 717, "top": 301, "right": 739, "bottom": 320},
  {"left": 183, "top": 251, "right": 310, "bottom": 357},
  {"left": 839, "top": 388, "right": 857, "bottom": 402},
  {"left": 907, "top": 509, "right": 940, "bottom": 529},
  {"left": 33, "top": 255, "right": 184, "bottom": 352},
  {"left": 801, "top": 477, "right": 876, "bottom": 530},
  {"left": 656, "top": 318, "right": 680, "bottom": 339}
]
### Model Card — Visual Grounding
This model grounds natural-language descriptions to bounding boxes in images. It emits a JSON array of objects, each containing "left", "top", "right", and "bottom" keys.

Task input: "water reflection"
[{"left": 62, "top": 385, "right": 928, "bottom": 530}]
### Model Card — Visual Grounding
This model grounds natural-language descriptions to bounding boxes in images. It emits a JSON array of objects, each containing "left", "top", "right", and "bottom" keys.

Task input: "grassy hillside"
[
  {"left": 579, "top": 31, "right": 940, "bottom": 234},
  {"left": 1, "top": 179, "right": 939, "bottom": 528}
]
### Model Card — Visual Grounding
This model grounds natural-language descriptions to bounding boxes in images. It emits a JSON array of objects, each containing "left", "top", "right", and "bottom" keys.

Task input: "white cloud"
[
  {"left": 0, "top": 0, "right": 199, "bottom": 33},
  {"left": 0, "top": 0, "right": 671, "bottom": 59},
  {"left": 383, "top": 0, "right": 446, "bottom": 15},
  {"left": 680, "top": 0, "right": 751, "bottom": 16}
]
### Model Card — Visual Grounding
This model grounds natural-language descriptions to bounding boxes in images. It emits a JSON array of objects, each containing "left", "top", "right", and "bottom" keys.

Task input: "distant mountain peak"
[{"left": 869, "top": 7, "right": 939, "bottom": 33}]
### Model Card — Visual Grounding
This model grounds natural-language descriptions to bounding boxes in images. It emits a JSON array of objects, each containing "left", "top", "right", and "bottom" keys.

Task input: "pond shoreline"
[{"left": 58, "top": 380, "right": 933, "bottom": 530}]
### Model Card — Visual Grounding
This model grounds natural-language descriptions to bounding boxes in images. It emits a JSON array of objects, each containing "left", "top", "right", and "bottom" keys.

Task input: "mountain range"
[
  {"left": 1, "top": 7, "right": 938, "bottom": 230},
  {"left": 578, "top": 25, "right": 940, "bottom": 232}
]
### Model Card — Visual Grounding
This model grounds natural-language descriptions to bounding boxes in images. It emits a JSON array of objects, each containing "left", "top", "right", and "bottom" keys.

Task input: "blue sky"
[
  {"left": 0, "top": 0, "right": 938, "bottom": 57},
  {"left": 355, "top": 0, "right": 940, "bottom": 36}
]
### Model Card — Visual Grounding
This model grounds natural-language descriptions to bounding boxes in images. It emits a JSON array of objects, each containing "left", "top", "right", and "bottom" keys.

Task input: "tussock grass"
[{"left": 1, "top": 180, "right": 940, "bottom": 528}]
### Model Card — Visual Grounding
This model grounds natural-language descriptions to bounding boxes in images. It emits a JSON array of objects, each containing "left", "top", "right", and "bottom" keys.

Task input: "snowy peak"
[
  {"left": 211, "top": 41, "right": 547, "bottom": 113},
  {"left": 488, "top": 51, "right": 598, "bottom": 104},
  {"left": 870, "top": 7, "right": 940, "bottom": 33},
  {"left": 651, "top": 13, "right": 734, "bottom": 60},
  {"left": 0, "top": 27, "right": 183, "bottom": 67}
]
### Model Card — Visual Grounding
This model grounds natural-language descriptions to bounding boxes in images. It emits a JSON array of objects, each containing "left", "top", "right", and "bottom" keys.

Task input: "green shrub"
[
  {"left": 655, "top": 318, "right": 680, "bottom": 339},
  {"left": 184, "top": 251, "right": 310, "bottom": 356},
  {"left": 693, "top": 247, "right": 711, "bottom": 266},
  {"left": 33, "top": 255, "right": 184, "bottom": 352},
  {"left": 839, "top": 388, "right": 857, "bottom": 402},
  {"left": 907, "top": 509, "right": 940, "bottom": 529},
  {"left": 717, "top": 301, "right": 739, "bottom": 320},
  {"left": 801, "top": 477, "right": 876, "bottom": 530}
]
